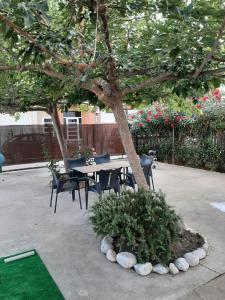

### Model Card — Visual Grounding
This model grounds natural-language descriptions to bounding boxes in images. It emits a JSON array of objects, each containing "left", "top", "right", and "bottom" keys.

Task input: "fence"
[
  {"left": 132, "top": 127, "right": 225, "bottom": 172},
  {"left": 0, "top": 124, "right": 124, "bottom": 165}
]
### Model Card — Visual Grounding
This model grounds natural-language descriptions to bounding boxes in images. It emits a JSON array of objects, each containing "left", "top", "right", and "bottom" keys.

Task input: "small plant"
[
  {"left": 89, "top": 189, "right": 182, "bottom": 265},
  {"left": 78, "top": 146, "right": 96, "bottom": 163},
  {"left": 42, "top": 144, "right": 60, "bottom": 175}
]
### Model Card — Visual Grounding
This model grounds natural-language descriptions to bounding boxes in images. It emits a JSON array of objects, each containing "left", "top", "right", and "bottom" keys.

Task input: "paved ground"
[{"left": 0, "top": 163, "right": 225, "bottom": 300}]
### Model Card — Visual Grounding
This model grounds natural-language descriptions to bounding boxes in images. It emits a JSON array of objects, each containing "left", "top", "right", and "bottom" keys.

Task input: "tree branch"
[
  {"left": 122, "top": 67, "right": 225, "bottom": 96},
  {"left": 193, "top": 15, "right": 225, "bottom": 78},
  {"left": 0, "top": 65, "right": 65, "bottom": 80},
  {"left": 122, "top": 73, "right": 175, "bottom": 96},
  {"left": 200, "top": 67, "right": 225, "bottom": 76},
  {"left": 0, "top": 13, "right": 74, "bottom": 66},
  {"left": 96, "top": 1, "right": 116, "bottom": 83},
  {"left": 212, "top": 55, "right": 225, "bottom": 63}
]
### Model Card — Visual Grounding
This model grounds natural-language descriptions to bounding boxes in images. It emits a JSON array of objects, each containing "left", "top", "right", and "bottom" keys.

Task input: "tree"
[
  {"left": 0, "top": 69, "right": 98, "bottom": 171},
  {"left": 0, "top": 0, "right": 225, "bottom": 188}
]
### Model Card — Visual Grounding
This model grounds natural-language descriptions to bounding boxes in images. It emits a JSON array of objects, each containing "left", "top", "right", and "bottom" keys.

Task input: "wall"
[{"left": 0, "top": 111, "right": 50, "bottom": 126}]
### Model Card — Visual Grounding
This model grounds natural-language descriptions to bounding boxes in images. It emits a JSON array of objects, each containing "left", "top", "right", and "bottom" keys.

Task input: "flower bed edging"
[{"left": 100, "top": 234, "right": 208, "bottom": 276}]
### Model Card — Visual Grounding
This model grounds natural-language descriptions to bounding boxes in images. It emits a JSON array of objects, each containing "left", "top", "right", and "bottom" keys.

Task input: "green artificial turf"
[{"left": 0, "top": 250, "right": 64, "bottom": 300}]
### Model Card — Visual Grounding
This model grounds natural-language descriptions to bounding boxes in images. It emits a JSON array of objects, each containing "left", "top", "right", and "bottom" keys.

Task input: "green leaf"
[{"left": 24, "top": 14, "right": 35, "bottom": 27}]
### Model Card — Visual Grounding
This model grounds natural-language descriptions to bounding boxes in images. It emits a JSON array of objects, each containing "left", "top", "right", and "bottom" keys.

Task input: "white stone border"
[{"left": 100, "top": 234, "right": 208, "bottom": 276}]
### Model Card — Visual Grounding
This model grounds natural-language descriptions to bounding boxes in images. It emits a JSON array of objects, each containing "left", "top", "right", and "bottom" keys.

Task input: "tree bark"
[
  {"left": 111, "top": 97, "right": 149, "bottom": 190},
  {"left": 49, "top": 104, "right": 70, "bottom": 173}
]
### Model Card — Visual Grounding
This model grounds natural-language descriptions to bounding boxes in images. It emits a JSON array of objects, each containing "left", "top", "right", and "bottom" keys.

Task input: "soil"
[
  {"left": 112, "top": 229, "right": 205, "bottom": 263},
  {"left": 171, "top": 229, "right": 205, "bottom": 261}
]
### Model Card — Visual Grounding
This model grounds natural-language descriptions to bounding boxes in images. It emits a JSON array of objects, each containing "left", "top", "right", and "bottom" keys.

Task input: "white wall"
[
  {"left": 99, "top": 109, "right": 137, "bottom": 124},
  {"left": 99, "top": 112, "right": 115, "bottom": 123},
  {"left": 0, "top": 111, "right": 50, "bottom": 126}
]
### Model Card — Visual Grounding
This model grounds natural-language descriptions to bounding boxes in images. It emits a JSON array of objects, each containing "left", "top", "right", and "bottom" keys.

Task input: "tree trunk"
[
  {"left": 111, "top": 97, "right": 149, "bottom": 190},
  {"left": 49, "top": 104, "right": 69, "bottom": 173}
]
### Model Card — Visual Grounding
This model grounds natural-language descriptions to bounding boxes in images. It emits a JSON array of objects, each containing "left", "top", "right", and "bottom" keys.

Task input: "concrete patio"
[{"left": 0, "top": 163, "right": 225, "bottom": 300}]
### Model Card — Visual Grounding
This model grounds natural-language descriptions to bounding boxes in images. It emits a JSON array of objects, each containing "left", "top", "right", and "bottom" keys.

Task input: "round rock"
[
  {"left": 106, "top": 249, "right": 117, "bottom": 262},
  {"left": 116, "top": 252, "right": 137, "bottom": 269},
  {"left": 192, "top": 248, "right": 206, "bottom": 260},
  {"left": 183, "top": 252, "right": 199, "bottom": 267},
  {"left": 134, "top": 263, "right": 152, "bottom": 276},
  {"left": 152, "top": 264, "right": 169, "bottom": 275},
  {"left": 174, "top": 258, "right": 189, "bottom": 272},
  {"left": 202, "top": 243, "right": 208, "bottom": 252},
  {"left": 169, "top": 263, "right": 179, "bottom": 275},
  {"left": 101, "top": 236, "right": 113, "bottom": 254}
]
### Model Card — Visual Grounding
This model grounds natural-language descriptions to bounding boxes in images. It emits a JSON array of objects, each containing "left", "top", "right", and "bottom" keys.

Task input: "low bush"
[{"left": 89, "top": 189, "right": 182, "bottom": 265}]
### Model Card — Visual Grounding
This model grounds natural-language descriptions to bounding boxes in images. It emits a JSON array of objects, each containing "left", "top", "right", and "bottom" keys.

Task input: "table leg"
[{"left": 85, "top": 178, "right": 89, "bottom": 210}]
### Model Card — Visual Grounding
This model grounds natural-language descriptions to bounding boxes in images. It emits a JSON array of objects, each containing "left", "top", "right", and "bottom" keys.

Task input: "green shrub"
[
  {"left": 175, "top": 139, "right": 202, "bottom": 168},
  {"left": 201, "top": 139, "right": 224, "bottom": 171},
  {"left": 89, "top": 189, "right": 182, "bottom": 265}
]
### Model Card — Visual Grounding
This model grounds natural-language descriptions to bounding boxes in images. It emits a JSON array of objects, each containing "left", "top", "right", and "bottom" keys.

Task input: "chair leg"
[
  {"left": 151, "top": 176, "right": 155, "bottom": 190},
  {"left": 72, "top": 190, "right": 75, "bottom": 201},
  {"left": 78, "top": 186, "right": 82, "bottom": 209},
  {"left": 50, "top": 187, "right": 54, "bottom": 207},
  {"left": 85, "top": 179, "right": 89, "bottom": 210},
  {"left": 54, "top": 192, "right": 59, "bottom": 213}
]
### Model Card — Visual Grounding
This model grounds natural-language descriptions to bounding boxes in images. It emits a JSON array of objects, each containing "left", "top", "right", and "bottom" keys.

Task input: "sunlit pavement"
[{"left": 1, "top": 163, "right": 225, "bottom": 300}]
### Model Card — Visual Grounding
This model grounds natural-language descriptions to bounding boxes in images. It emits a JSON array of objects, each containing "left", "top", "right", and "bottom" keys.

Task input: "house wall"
[{"left": 0, "top": 111, "right": 49, "bottom": 126}]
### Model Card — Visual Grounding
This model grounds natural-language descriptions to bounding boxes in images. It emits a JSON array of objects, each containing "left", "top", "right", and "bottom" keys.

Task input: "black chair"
[
  {"left": 94, "top": 153, "right": 111, "bottom": 164},
  {"left": 148, "top": 150, "right": 157, "bottom": 168},
  {"left": 85, "top": 168, "right": 121, "bottom": 209},
  {"left": 67, "top": 157, "right": 87, "bottom": 168},
  {"left": 49, "top": 169, "right": 82, "bottom": 213},
  {"left": 122, "top": 154, "right": 155, "bottom": 190}
]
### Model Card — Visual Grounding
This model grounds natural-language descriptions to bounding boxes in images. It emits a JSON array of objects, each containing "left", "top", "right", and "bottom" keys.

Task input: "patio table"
[
  {"left": 72, "top": 158, "right": 130, "bottom": 209},
  {"left": 73, "top": 158, "right": 130, "bottom": 174}
]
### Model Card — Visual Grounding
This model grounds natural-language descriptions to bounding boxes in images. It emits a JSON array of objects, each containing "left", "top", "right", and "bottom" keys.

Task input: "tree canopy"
[
  {"left": 0, "top": 0, "right": 225, "bottom": 103},
  {"left": 1, "top": 0, "right": 225, "bottom": 188}
]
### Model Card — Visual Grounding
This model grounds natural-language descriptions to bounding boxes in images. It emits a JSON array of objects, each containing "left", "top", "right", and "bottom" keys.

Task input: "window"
[{"left": 43, "top": 118, "right": 53, "bottom": 134}]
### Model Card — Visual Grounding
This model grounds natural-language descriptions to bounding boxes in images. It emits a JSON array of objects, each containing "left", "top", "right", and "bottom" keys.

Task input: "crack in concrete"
[
  {"left": 199, "top": 262, "right": 222, "bottom": 276},
  {"left": 179, "top": 269, "right": 225, "bottom": 300}
]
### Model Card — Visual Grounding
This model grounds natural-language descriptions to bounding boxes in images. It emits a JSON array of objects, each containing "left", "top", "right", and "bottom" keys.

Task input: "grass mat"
[{"left": 0, "top": 250, "right": 64, "bottom": 300}]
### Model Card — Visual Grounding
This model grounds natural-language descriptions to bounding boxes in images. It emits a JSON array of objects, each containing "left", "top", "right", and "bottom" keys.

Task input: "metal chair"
[
  {"left": 93, "top": 153, "right": 111, "bottom": 164},
  {"left": 49, "top": 169, "right": 82, "bottom": 213},
  {"left": 67, "top": 157, "right": 87, "bottom": 168},
  {"left": 148, "top": 149, "right": 158, "bottom": 168},
  {"left": 122, "top": 154, "right": 155, "bottom": 190},
  {"left": 85, "top": 168, "right": 121, "bottom": 209}
]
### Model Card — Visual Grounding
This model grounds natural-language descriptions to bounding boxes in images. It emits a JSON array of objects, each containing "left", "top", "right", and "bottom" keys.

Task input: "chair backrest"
[
  {"left": 98, "top": 169, "right": 111, "bottom": 190},
  {"left": 98, "top": 168, "right": 121, "bottom": 192},
  {"left": 140, "top": 154, "right": 154, "bottom": 167},
  {"left": 94, "top": 153, "right": 111, "bottom": 164},
  {"left": 109, "top": 168, "right": 121, "bottom": 193},
  {"left": 142, "top": 164, "right": 152, "bottom": 186},
  {"left": 50, "top": 168, "right": 59, "bottom": 188},
  {"left": 68, "top": 157, "right": 86, "bottom": 169}
]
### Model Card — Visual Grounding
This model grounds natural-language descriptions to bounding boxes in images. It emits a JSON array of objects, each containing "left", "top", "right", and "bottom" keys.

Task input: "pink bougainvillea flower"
[
  {"left": 147, "top": 111, "right": 152, "bottom": 115},
  {"left": 196, "top": 104, "right": 202, "bottom": 109},
  {"left": 215, "top": 94, "right": 222, "bottom": 101},
  {"left": 176, "top": 116, "right": 181, "bottom": 122},
  {"left": 146, "top": 117, "right": 151, "bottom": 123},
  {"left": 203, "top": 96, "right": 209, "bottom": 102},
  {"left": 156, "top": 107, "right": 161, "bottom": 112},
  {"left": 213, "top": 88, "right": 220, "bottom": 96},
  {"left": 164, "top": 116, "right": 169, "bottom": 124},
  {"left": 153, "top": 114, "right": 159, "bottom": 119},
  {"left": 170, "top": 123, "right": 174, "bottom": 129},
  {"left": 138, "top": 110, "right": 144, "bottom": 114},
  {"left": 158, "top": 111, "right": 162, "bottom": 116},
  {"left": 138, "top": 123, "right": 144, "bottom": 127}
]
